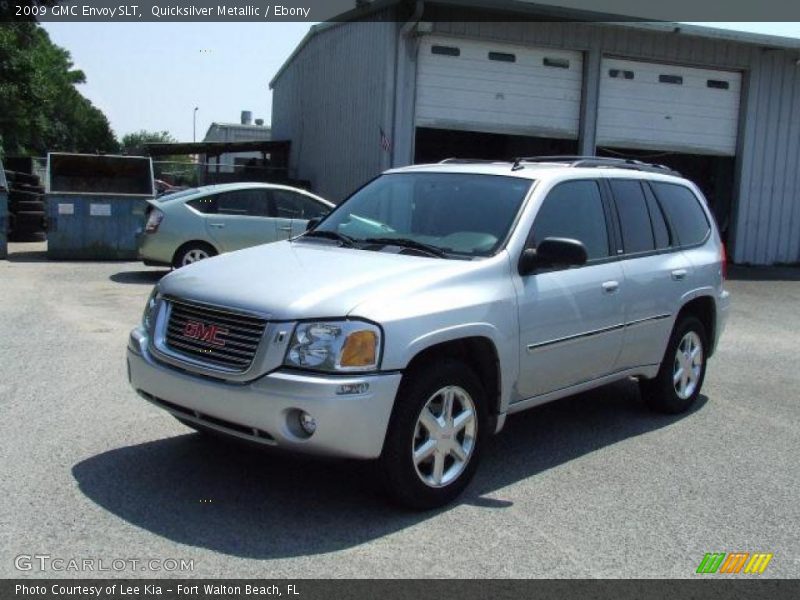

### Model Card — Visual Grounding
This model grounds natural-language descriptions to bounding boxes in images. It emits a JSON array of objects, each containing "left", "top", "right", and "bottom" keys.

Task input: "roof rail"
[
  {"left": 439, "top": 158, "right": 508, "bottom": 165},
  {"left": 510, "top": 155, "right": 682, "bottom": 176}
]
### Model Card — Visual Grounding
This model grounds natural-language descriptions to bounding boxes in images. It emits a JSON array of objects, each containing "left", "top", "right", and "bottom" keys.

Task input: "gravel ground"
[{"left": 1, "top": 242, "right": 798, "bottom": 578}]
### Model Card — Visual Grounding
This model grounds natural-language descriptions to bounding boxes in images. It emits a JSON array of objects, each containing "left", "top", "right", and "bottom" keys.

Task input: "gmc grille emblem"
[{"left": 182, "top": 320, "right": 229, "bottom": 347}]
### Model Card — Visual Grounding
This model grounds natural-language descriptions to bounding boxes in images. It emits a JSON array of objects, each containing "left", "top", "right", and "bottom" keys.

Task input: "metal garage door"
[
  {"left": 415, "top": 36, "right": 583, "bottom": 139},
  {"left": 597, "top": 58, "right": 742, "bottom": 156}
]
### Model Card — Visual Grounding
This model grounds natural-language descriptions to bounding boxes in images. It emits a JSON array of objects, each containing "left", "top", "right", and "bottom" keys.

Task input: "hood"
[{"left": 158, "top": 240, "right": 479, "bottom": 320}]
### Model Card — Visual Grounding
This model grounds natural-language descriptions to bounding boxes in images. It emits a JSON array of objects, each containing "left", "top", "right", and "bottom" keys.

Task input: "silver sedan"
[{"left": 139, "top": 182, "right": 333, "bottom": 268}]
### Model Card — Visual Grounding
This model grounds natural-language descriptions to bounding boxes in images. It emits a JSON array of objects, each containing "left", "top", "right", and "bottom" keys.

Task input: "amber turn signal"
[{"left": 340, "top": 330, "right": 378, "bottom": 368}]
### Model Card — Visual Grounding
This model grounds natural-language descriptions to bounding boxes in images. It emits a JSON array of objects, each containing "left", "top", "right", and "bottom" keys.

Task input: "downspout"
[
  {"left": 400, "top": 0, "right": 424, "bottom": 38},
  {"left": 390, "top": 0, "right": 424, "bottom": 167}
]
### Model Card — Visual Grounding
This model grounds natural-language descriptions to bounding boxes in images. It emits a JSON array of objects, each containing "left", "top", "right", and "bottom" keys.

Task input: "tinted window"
[
  {"left": 643, "top": 184, "right": 671, "bottom": 249},
  {"left": 217, "top": 189, "right": 269, "bottom": 217},
  {"left": 651, "top": 183, "right": 710, "bottom": 247},
  {"left": 531, "top": 181, "right": 609, "bottom": 260},
  {"left": 272, "top": 190, "right": 328, "bottom": 219},
  {"left": 610, "top": 180, "right": 655, "bottom": 254},
  {"left": 187, "top": 196, "right": 217, "bottom": 214}
]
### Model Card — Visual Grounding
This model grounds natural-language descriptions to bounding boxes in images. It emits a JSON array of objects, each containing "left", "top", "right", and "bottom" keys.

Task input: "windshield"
[{"left": 310, "top": 173, "right": 533, "bottom": 257}]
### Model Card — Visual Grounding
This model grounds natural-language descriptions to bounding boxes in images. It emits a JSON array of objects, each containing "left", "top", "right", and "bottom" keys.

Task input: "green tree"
[
  {"left": 120, "top": 130, "right": 176, "bottom": 155},
  {"left": 122, "top": 130, "right": 197, "bottom": 186},
  {"left": 0, "top": 22, "right": 118, "bottom": 156}
]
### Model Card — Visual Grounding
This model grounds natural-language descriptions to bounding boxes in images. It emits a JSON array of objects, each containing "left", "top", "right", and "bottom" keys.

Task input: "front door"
[{"left": 516, "top": 179, "right": 625, "bottom": 399}]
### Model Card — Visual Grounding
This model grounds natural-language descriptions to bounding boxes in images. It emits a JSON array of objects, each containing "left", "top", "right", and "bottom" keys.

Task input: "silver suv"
[{"left": 127, "top": 157, "right": 730, "bottom": 508}]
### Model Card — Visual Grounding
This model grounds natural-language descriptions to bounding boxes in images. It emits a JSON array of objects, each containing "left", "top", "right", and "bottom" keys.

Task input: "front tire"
[
  {"left": 380, "top": 359, "right": 488, "bottom": 509},
  {"left": 640, "top": 315, "right": 708, "bottom": 414}
]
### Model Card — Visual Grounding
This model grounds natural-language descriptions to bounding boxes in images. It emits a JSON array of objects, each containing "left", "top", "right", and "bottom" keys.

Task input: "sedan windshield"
[{"left": 308, "top": 173, "right": 533, "bottom": 257}]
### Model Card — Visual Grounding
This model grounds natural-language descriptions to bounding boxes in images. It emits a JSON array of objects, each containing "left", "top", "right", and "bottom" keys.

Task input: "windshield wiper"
[
  {"left": 302, "top": 230, "right": 357, "bottom": 248},
  {"left": 361, "top": 237, "right": 448, "bottom": 258}
]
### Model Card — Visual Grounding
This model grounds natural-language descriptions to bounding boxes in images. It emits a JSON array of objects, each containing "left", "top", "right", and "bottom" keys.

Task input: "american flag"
[{"left": 380, "top": 127, "right": 391, "bottom": 152}]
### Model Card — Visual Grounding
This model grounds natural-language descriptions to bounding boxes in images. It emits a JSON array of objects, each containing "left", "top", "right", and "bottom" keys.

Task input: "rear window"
[
  {"left": 609, "top": 179, "right": 655, "bottom": 254},
  {"left": 651, "top": 183, "right": 711, "bottom": 247}
]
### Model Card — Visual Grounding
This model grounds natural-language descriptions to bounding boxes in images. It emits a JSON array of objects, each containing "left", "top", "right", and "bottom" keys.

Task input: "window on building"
[
  {"left": 489, "top": 52, "right": 516, "bottom": 63},
  {"left": 530, "top": 180, "right": 609, "bottom": 260},
  {"left": 609, "top": 69, "right": 635, "bottom": 79},
  {"left": 431, "top": 45, "right": 460, "bottom": 57},
  {"left": 609, "top": 179, "right": 655, "bottom": 254},
  {"left": 651, "top": 183, "right": 711, "bottom": 247},
  {"left": 707, "top": 79, "right": 730, "bottom": 90},
  {"left": 659, "top": 74, "right": 683, "bottom": 84},
  {"left": 543, "top": 57, "right": 570, "bottom": 69}
]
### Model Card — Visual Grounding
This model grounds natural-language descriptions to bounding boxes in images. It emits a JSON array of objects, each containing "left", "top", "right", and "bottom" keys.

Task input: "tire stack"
[{"left": 5, "top": 170, "right": 47, "bottom": 242}]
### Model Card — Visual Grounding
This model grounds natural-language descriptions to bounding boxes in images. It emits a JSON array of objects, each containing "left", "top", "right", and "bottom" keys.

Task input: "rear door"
[
  {"left": 271, "top": 189, "right": 331, "bottom": 239},
  {"left": 606, "top": 178, "right": 685, "bottom": 369},
  {"left": 203, "top": 188, "right": 277, "bottom": 252},
  {"left": 515, "top": 179, "right": 625, "bottom": 399}
]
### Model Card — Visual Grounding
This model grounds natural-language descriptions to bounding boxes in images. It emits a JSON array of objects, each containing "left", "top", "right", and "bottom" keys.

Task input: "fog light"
[{"left": 298, "top": 411, "right": 317, "bottom": 435}]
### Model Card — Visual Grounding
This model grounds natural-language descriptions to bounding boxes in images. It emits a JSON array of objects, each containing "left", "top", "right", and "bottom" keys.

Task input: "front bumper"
[{"left": 127, "top": 327, "right": 402, "bottom": 459}]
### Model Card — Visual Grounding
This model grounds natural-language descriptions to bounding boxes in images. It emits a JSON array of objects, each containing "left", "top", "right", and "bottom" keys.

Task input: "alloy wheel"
[
  {"left": 673, "top": 331, "right": 703, "bottom": 400},
  {"left": 412, "top": 385, "right": 477, "bottom": 488}
]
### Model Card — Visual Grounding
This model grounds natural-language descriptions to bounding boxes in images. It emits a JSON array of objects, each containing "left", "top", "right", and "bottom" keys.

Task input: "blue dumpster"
[
  {"left": 46, "top": 153, "right": 155, "bottom": 260},
  {"left": 0, "top": 162, "right": 7, "bottom": 259}
]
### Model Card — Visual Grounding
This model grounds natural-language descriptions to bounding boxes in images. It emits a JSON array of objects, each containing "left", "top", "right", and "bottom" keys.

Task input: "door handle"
[
  {"left": 671, "top": 269, "right": 688, "bottom": 281},
  {"left": 209, "top": 223, "right": 225, "bottom": 229},
  {"left": 602, "top": 280, "right": 620, "bottom": 293},
  {"left": 278, "top": 226, "right": 293, "bottom": 232}
]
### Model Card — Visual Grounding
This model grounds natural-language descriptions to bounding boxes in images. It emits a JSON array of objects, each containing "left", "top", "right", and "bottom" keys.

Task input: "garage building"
[{"left": 270, "top": 1, "right": 800, "bottom": 265}]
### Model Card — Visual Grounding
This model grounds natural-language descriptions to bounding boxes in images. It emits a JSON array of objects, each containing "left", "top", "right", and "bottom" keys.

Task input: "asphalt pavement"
[{"left": 1, "top": 242, "right": 798, "bottom": 578}]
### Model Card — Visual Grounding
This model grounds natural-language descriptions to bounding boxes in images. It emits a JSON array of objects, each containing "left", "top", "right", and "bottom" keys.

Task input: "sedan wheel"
[
  {"left": 172, "top": 243, "right": 217, "bottom": 269},
  {"left": 182, "top": 248, "right": 210, "bottom": 266}
]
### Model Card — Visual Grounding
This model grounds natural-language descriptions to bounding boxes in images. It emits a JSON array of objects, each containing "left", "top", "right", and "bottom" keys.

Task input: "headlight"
[
  {"left": 142, "top": 286, "right": 161, "bottom": 330},
  {"left": 284, "top": 320, "right": 382, "bottom": 372}
]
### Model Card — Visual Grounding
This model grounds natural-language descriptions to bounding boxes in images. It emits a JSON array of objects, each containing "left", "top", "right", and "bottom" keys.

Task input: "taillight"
[
  {"left": 720, "top": 243, "right": 727, "bottom": 281},
  {"left": 145, "top": 208, "right": 164, "bottom": 234}
]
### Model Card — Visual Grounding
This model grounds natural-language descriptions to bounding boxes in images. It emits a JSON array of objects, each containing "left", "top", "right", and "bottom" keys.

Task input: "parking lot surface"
[{"left": 1, "top": 242, "right": 798, "bottom": 578}]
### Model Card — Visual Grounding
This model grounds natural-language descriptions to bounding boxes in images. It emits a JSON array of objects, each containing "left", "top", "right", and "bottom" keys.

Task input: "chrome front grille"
[{"left": 164, "top": 298, "right": 267, "bottom": 371}]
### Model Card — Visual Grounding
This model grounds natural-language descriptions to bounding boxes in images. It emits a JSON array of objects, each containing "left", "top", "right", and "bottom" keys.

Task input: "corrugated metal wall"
[
  {"left": 273, "top": 17, "right": 800, "bottom": 263},
  {"left": 429, "top": 22, "right": 800, "bottom": 265},
  {"left": 271, "top": 15, "right": 398, "bottom": 202}
]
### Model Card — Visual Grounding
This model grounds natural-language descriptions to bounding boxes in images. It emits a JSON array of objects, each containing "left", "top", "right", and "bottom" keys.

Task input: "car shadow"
[
  {"left": 72, "top": 379, "right": 707, "bottom": 559},
  {"left": 109, "top": 270, "right": 169, "bottom": 285}
]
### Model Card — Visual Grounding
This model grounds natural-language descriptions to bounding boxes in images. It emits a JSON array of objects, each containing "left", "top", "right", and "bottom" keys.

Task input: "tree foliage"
[
  {"left": 120, "top": 130, "right": 176, "bottom": 155},
  {"left": 0, "top": 22, "right": 118, "bottom": 157}
]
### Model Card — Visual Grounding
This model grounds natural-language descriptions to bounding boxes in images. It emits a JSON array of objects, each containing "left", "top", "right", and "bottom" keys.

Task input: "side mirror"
[
  {"left": 306, "top": 217, "right": 322, "bottom": 231},
  {"left": 519, "top": 237, "right": 588, "bottom": 275}
]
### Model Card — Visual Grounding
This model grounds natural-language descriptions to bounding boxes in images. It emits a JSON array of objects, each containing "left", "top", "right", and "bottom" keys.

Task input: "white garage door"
[
  {"left": 415, "top": 36, "right": 583, "bottom": 139},
  {"left": 597, "top": 58, "right": 741, "bottom": 156}
]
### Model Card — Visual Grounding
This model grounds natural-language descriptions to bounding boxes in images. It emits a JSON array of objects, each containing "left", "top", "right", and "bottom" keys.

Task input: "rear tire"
[
  {"left": 172, "top": 242, "right": 217, "bottom": 269},
  {"left": 640, "top": 315, "right": 708, "bottom": 414},
  {"left": 380, "top": 359, "right": 488, "bottom": 510}
]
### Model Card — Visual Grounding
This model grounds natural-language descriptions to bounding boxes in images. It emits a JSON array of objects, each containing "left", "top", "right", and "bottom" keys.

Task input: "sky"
[{"left": 41, "top": 21, "right": 800, "bottom": 144}]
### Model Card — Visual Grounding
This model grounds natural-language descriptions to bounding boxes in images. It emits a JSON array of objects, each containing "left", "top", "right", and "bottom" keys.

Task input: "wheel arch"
[
  {"left": 676, "top": 294, "right": 717, "bottom": 356},
  {"left": 402, "top": 335, "right": 505, "bottom": 432}
]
